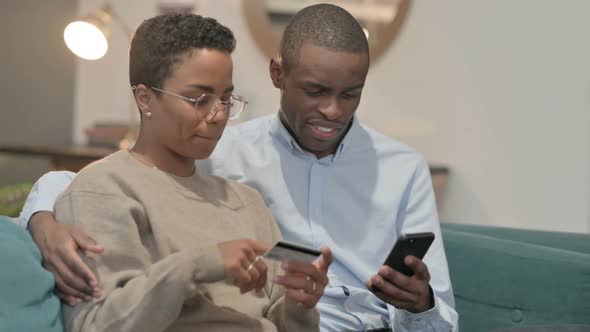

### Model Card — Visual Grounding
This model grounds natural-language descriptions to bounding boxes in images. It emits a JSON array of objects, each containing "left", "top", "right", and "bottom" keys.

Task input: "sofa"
[
  {"left": 0, "top": 216, "right": 63, "bottom": 331},
  {"left": 1, "top": 214, "right": 588, "bottom": 332},
  {"left": 443, "top": 223, "right": 590, "bottom": 331}
]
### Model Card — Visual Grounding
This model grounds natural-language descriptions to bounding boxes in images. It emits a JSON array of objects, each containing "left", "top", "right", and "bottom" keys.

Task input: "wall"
[
  {"left": 72, "top": 0, "right": 590, "bottom": 233},
  {"left": 362, "top": 0, "right": 590, "bottom": 233},
  {"left": 0, "top": 0, "right": 77, "bottom": 185}
]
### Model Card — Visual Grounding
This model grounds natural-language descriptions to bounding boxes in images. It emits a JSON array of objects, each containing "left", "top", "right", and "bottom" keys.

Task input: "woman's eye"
[{"left": 196, "top": 95, "right": 213, "bottom": 107}]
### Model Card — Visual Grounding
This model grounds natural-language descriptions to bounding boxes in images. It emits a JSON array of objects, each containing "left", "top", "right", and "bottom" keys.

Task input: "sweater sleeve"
[
  {"left": 55, "top": 190, "right": 225, "bottom": 332},
  {"left": 259, "top": 203, "right": 320, "bottom": 332}
]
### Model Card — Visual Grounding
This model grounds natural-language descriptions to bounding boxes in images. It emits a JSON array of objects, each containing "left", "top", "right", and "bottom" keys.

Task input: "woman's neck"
[{"left": 131, "top": 138, "right": 195, "bottom": 177}]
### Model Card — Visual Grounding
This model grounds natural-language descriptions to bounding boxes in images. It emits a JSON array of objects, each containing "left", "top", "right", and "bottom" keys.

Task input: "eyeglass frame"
[{"left": 131, "top": 85, "right": 247, "bottom": 120}]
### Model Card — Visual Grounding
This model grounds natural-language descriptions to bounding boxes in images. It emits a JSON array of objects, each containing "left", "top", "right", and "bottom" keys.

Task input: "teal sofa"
[
  {"left": 1, "top": 214, "right": 588, "bottom": 332},
  {"left": 442, "top": 223, "right": 590, "bottom": 332},
  {"left": 0, "top": 216, "right": 63, "bottom": 331}
]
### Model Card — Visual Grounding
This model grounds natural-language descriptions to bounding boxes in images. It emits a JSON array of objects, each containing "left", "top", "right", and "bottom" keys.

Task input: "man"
[{"left": 19, "top": 4, "right": 457, "bottom": 331}]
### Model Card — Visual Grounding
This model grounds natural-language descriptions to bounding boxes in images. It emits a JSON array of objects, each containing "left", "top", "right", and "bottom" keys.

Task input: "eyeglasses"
[{"left": 139, "top": 86, "right": 247, "bottom": 120}]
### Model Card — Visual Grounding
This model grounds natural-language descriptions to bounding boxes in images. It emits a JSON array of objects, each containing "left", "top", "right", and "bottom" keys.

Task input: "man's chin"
[{"left": 301, "top": 140, "right": 338, "bottom": 157}]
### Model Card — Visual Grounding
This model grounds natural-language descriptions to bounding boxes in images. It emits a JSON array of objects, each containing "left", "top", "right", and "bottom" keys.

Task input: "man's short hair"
[
  {"left": 279, "top": 4, "right": 369, "bottom": 72},
  {"left": 129, "top": 14, "right": 235, "bottom": 89}
]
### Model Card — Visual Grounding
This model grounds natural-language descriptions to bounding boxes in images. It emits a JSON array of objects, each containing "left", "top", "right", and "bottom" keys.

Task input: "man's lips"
[{"left": 306, "top": 123, "right": 342, "bottom": 139}]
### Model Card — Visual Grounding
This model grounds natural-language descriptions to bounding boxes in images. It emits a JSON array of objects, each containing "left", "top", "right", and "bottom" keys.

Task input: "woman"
[{"left": 55, "top": 13, "right": 331, "bottom": 332}]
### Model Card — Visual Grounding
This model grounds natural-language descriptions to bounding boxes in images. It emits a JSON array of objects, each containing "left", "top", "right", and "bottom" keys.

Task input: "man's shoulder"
[
  {"left": 224, "top": 115, "right": 274, "bottom": 142},
  {"left": 358, "top": 123, "right": 425, "bottom": 162},
  {"left": 210, "top": 115, "right": 275, "bottom": 162}
]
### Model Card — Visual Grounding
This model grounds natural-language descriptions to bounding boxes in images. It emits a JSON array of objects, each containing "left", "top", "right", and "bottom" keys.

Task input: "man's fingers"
[
  {"left": 371, "top": 287, "right": 413, "bottom": 310},
  {"left": 72, "top": 230, "right": 104, "bottom": 254},
  {"left": 369, "top": 274, "right": 415, "bottom": 304},
  {"left": 53, "top": 272, "right": 92, "bottom": 302},
  {"left": 378, "top": 265, "right": 414, "bottom": 292},
  {"left": 52, "top": 259, "right": 94, "bottom": 298},
  {"left": 61, "top": 251, "right": 101, "bottom": 294},
  {"left": 56, "top": 292, "right": 82, "bottom": 306},
  {"left": 404, "top": 256, "right": 430, "bottom": 281}
]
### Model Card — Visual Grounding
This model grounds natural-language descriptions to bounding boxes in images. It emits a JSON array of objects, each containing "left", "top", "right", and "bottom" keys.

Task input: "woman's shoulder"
[
  {"left": 202, "top": 175, "right": 266, "bottom": 207},
  {"left": 65, "top": 151, "right": 136, "bottom": 195}
]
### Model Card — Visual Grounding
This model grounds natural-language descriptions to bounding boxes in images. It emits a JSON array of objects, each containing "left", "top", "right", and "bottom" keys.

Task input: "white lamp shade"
[{"left": 64, "top": 21, "right": 108, "bottom": 60}]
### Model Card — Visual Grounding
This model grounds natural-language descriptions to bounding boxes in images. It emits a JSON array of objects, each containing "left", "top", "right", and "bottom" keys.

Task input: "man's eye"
[
  {"left": 341, "top": 93, "right": 359, "bottom": 100},
  {"left": 304, "top": 90, "right": 323, "bottom": 97}
]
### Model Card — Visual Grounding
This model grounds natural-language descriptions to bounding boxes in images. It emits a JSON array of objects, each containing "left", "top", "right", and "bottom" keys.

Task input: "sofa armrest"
[{"left": 0, "top": 215, "right": 63, "bottom": 331}]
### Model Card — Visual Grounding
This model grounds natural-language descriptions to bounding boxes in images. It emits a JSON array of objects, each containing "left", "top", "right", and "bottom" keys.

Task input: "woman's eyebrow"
[
  {"left": 184, "top": 83, "right": 234, "bottom": 94},
  {"left": 185, "top": 83, "right": 214, "bottom": 93}
]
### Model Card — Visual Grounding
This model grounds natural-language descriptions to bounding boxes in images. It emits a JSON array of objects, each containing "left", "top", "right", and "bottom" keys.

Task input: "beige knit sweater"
[{"left": 54, "top": 151, "right": 319, "bottom": 332}]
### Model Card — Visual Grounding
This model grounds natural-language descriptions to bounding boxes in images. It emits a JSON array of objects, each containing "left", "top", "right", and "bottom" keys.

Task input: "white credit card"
[{"left": 264, "top": 241, "right": 321, "bottom": 263}]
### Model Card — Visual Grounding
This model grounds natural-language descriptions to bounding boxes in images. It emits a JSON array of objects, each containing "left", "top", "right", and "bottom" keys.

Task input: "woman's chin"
[{"left": 187, "top": 142, "right": 217, "bottom": 160}]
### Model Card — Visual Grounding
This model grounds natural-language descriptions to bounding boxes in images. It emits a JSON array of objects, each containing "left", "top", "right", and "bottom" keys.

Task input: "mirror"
[{"left": 243, "top": 0, "right": 410, "bottom": 65}]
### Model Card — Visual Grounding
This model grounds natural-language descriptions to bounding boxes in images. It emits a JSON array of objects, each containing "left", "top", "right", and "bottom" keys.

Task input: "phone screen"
[{"left": 383, "top": 232, "right": 435, "bottom": 276}]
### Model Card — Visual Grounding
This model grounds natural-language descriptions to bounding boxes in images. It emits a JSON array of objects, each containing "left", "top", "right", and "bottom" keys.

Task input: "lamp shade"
[
  {"left": 64, "top": 21, "right": 108, "bottom": 60},
  {"left": 63, "top": 5, "right": 113, "bottom": 60}
]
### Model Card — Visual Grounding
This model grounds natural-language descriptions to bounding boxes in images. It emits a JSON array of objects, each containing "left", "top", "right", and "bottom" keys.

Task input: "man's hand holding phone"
[{"left": 366, "top": 232, "right": 435, "bottom": 313}]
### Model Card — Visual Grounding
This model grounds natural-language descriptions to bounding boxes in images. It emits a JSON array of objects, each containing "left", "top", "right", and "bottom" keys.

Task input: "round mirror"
[{"left": 243, "top": 0, "right": 410, "bottom": 65}]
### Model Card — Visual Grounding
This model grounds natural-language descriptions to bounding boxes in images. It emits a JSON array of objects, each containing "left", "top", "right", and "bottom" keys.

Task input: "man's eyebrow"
[
  {"left": 345, "top": 83, "right": 365, "bottom": 91},
  {"left": 301, "top": 81, "right": 329, "bottom": 89}
]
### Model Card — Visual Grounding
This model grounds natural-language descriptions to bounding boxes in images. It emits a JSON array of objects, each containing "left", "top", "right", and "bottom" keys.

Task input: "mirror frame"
[{"left": 243, "top": 0, "right": 411, "bottom": 64}]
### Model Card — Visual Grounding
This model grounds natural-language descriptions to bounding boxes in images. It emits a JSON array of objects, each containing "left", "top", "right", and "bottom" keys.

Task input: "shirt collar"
[{"left": 269, "top": 111, "right": 361, "bottom": 162}]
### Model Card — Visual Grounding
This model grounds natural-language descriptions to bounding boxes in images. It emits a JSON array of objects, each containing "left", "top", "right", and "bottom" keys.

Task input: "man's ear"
[
  {"left": 269, "top": 57, "right": 284, "bottom": 89},
  {"left": 132, "top": 84, "right": 152, "bottom": 117}
]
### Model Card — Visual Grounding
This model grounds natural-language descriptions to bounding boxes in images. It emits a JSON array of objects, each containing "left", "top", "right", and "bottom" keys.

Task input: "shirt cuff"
[{"left": 390, "top": 294, "right": 443, "bottom": 331}]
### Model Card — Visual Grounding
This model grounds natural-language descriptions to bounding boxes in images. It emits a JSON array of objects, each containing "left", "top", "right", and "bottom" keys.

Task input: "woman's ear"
[
  {"left": 269, "top": 57, "right": 284, "bottom": 89},
  {"left": 132, "top": 84, "right": 152, "bottom": 117}
]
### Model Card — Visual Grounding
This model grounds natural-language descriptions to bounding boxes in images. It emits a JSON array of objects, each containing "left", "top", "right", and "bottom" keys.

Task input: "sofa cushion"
[
  {"left": 442, "top": 226, "right": 590, "bottom": 332},
  {"left": 0, "top": 215, "right": 63, "bottom": 331}
]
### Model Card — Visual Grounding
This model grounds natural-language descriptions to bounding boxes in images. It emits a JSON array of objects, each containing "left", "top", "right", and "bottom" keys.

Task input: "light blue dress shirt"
[{"left": 19, "top": 114, "right": 457, "bottom": 331}]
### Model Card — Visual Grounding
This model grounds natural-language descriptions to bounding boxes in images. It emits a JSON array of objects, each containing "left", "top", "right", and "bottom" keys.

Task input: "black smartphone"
[
  {"left": 383, "top": 232, "right": 435, "bottom": 277},
  {"left": 371, "top": 232, "right": 435, "bottom": 292}
]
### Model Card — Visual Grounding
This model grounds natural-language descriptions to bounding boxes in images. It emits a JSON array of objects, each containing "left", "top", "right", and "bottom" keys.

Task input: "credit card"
[{"left": 264, "top": 241, "right": 321, "bottom": 263}]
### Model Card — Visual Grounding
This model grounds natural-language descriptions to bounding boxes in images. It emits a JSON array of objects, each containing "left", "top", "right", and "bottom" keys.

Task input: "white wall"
[{"left": 73, "top": 0, "right": 590, "bottom": 233}]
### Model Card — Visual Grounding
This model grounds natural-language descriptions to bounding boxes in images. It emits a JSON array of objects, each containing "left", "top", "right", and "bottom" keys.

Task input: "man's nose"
[{"left": 318, "top": 98, "right": 341, "bottom": 120}]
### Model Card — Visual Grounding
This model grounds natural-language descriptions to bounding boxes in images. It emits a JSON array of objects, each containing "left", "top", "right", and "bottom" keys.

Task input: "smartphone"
[
  {"left": 371, "top": 232, "right": 434, "bottom": 292},
  {"left": 383, "top": 232, "right": 435, "bottom": 276}
]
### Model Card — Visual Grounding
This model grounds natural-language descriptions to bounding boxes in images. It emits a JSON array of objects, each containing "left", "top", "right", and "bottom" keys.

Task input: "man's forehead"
[
  {"left": 289, "top": 45, "right": 368, "bottom": 87},
  {"left": 296, "top": 41, "right": 367, "bottom": 58}
]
